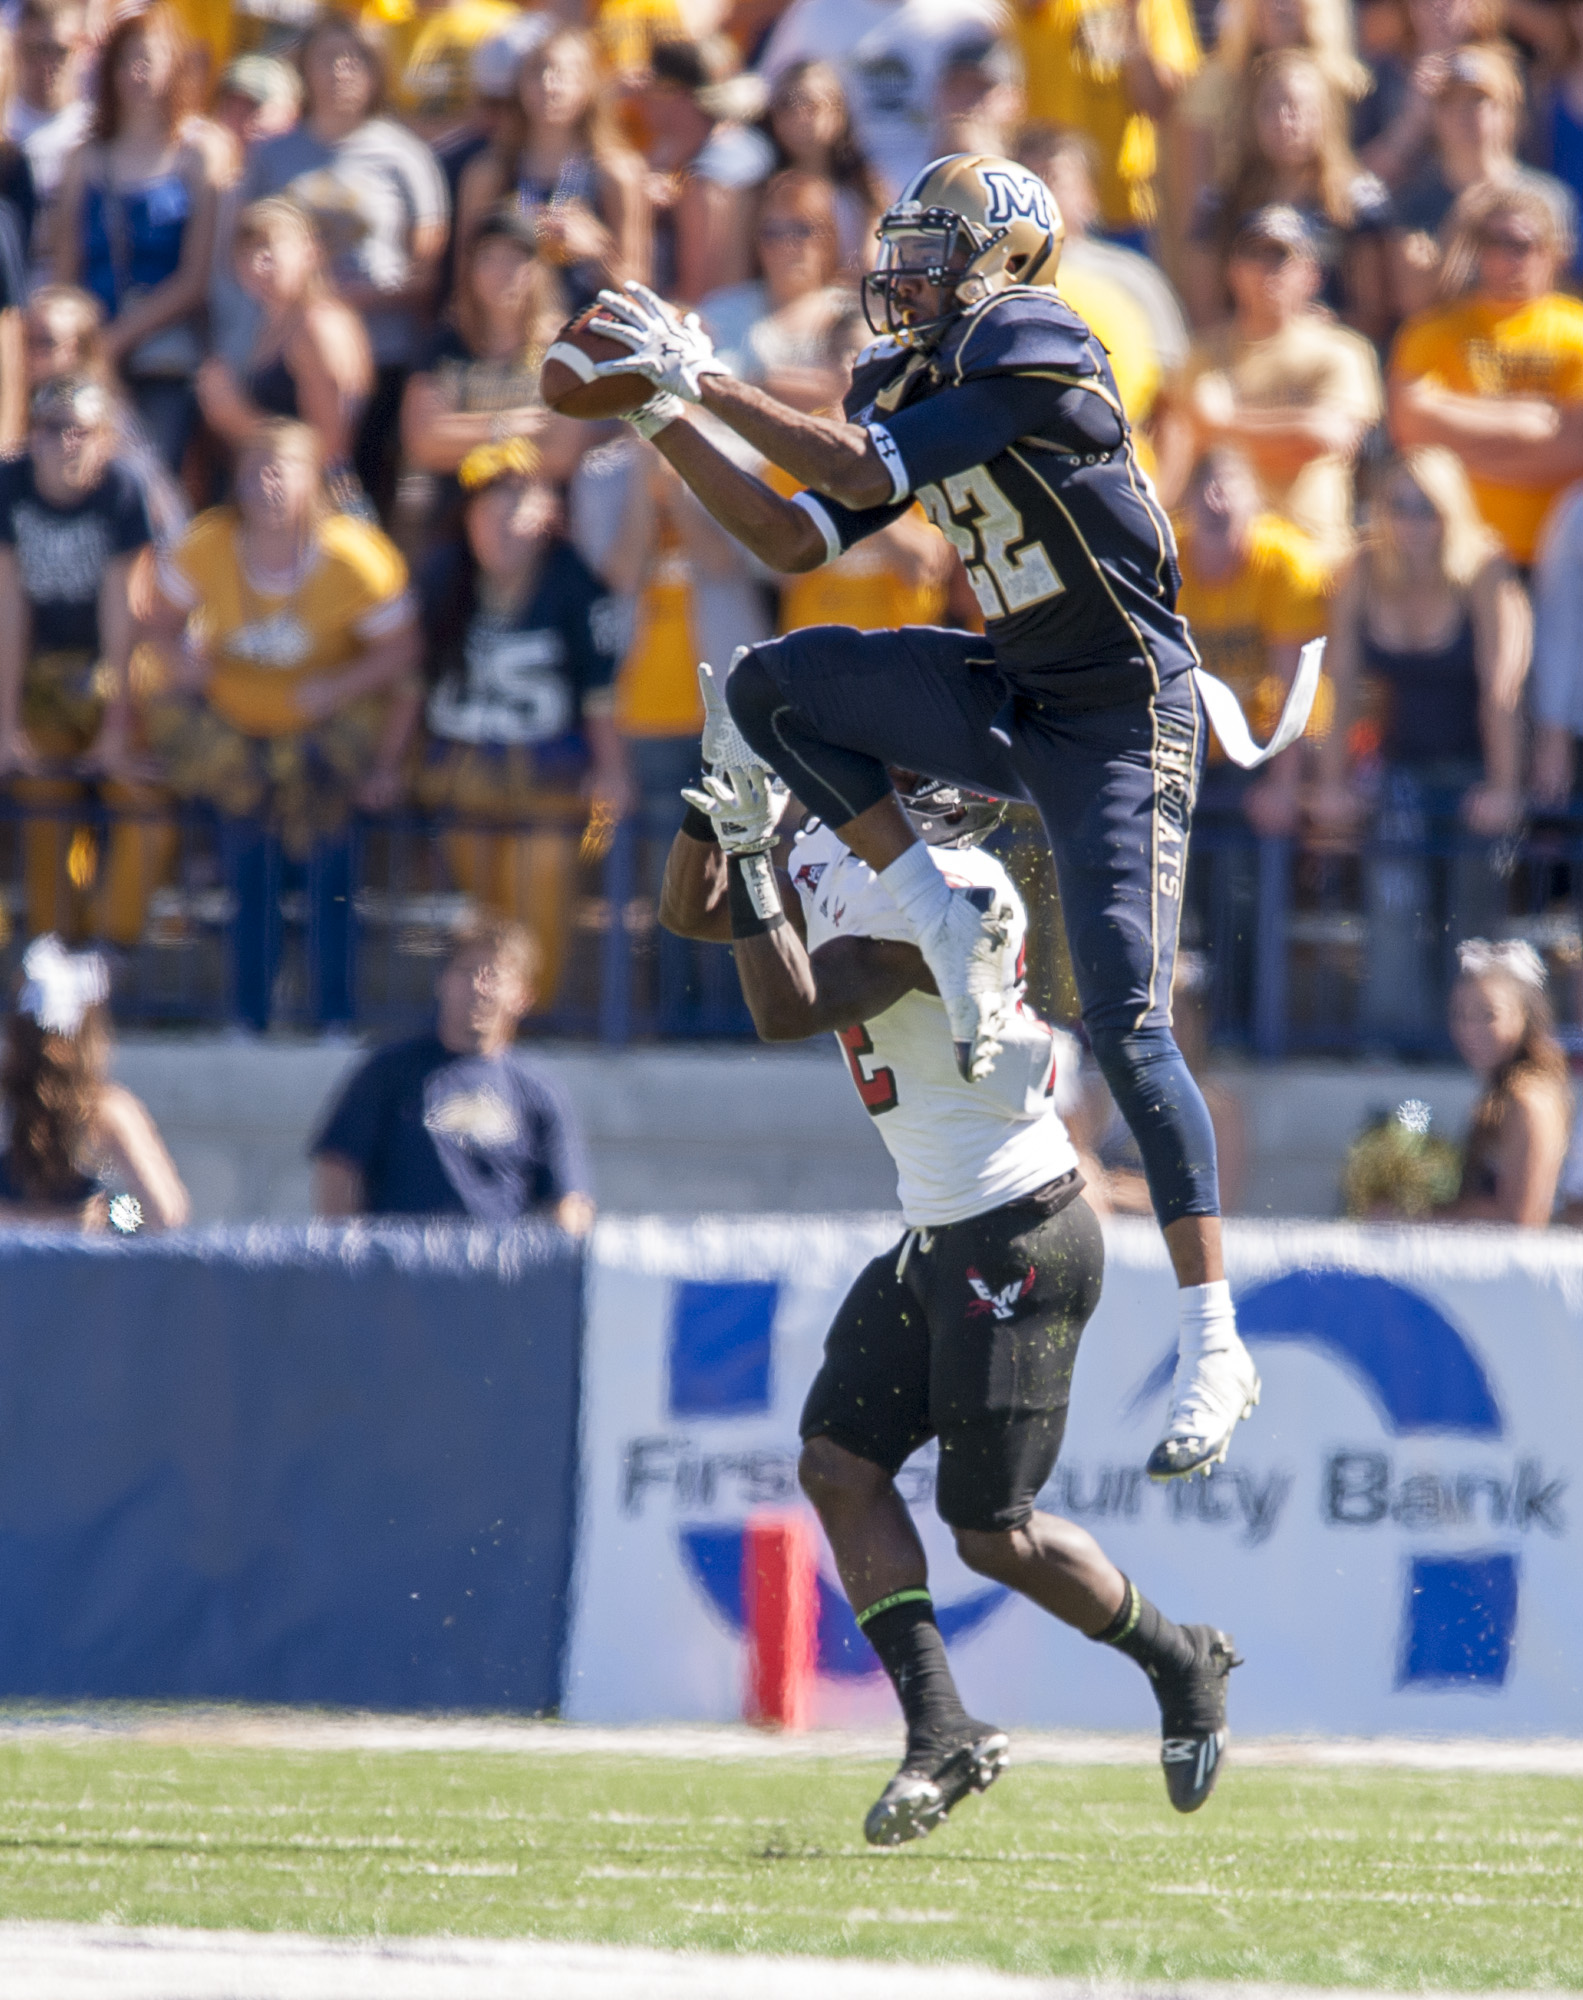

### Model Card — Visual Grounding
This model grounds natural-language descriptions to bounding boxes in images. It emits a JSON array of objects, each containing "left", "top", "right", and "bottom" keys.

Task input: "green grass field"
[{"left": 2, "top": 1742, "right": 1581, "bottom": 1987}]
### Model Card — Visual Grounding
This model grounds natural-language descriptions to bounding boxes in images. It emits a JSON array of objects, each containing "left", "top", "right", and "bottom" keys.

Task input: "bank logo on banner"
[
  {"left": 625, "top": 1279, "right": 1004, "bottom": 1680},
  {"left": 1121, "top": 1270, "right": 1563, "bottom": 1687}
]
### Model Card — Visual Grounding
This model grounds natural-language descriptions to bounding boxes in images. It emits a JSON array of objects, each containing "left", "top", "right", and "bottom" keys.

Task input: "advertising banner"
[{"left": 568, "top": 1216, "right": 1582, "bottom": 1735}]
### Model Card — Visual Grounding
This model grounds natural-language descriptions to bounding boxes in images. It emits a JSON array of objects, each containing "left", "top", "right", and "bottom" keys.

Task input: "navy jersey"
[{"left": 792, "top": 290, "right": 1199, "bottom": 704}]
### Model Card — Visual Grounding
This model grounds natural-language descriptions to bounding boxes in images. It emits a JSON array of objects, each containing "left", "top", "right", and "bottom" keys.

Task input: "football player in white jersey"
[{"left": 661, "top": 751, "right": 1239, "bottom": 1848}]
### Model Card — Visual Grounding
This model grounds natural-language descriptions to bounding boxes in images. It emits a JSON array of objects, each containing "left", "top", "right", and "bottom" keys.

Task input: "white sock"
[
  {"left": 1178, "top": 1279, "right": 1237, "bottom": 1359},
  {"left": 880, "top": 841, "right": 951, "bottom": 937}
]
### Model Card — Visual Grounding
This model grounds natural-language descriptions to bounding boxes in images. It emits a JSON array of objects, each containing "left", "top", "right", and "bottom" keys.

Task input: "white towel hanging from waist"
[{"left": 1192, "top": 636, "right": 1326, "bottom": 771}]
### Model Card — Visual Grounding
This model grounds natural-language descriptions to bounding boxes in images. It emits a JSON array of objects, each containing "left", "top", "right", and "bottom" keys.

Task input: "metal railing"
[{"left": 5, "top": 792, "right": 1580, "bottom": 1054}]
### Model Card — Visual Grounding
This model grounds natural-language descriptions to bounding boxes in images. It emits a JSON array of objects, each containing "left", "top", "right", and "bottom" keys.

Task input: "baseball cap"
[
  {"left": 1438, "top": 44, "right": 1521, "bottom": 105},
  {"left": 1231, "top": 203, "right": 1318, "bottom": 257},
  {"left": 219, "top": 52, "right": 302, "bottom": 111},
  {"left": 471, "top": 204, "right": 540, "bottom": 255},
  {"left": 470, "top": 11, "right": 553, "bottom": 100},
  {"left": 30, "top": 376, "right": 111, "bottom": 431}
]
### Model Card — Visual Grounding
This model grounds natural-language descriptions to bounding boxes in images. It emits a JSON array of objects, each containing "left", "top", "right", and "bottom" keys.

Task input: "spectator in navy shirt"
[{"left": 310, "top": 915, "right": 594, "bottom": 1230}]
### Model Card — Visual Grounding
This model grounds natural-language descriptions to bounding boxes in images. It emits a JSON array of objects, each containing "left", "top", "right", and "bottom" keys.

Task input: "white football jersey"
[{"left": 787, "top": 821, "right": 1080, "bottom": 1227}]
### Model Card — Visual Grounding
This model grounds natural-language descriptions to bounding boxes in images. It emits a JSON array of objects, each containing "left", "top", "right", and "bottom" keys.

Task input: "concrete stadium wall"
[{"left": 109, "top": 1035, "right": 1483, "bottom": 1225}]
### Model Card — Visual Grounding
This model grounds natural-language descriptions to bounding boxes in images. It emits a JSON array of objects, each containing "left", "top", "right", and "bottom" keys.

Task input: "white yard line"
[
  {"left": 2, "top": 1708, "right": 1582, "bottom": 1773},
  {"left": 3, "top": 1926, "right": 1579, "bottom": 2000}
]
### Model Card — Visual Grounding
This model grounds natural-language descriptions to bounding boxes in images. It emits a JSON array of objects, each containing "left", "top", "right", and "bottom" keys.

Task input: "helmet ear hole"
[{"left": 1006, "top": 253, "right": 1028, "bottom": 276}]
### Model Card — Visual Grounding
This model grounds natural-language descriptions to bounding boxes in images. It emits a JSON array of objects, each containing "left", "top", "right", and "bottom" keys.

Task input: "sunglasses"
[
  {"left": 759, "top": 218, "right": 825, "bottom": 244},
  {"left": 1480, "top": 231, "right": 1543, "bottom": 254}
]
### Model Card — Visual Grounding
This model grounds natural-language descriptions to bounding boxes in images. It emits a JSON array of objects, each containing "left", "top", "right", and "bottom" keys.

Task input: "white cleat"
[
  {"left": 1147, "top": 1330, "right": 1261, "bottom": 1481},
  {"left": 915, "top": 883, "right": 1016, "bottom": 1081}
]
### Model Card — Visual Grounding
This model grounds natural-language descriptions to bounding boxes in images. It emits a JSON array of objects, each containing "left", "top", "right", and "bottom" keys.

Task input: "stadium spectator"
[
  {"left": 242, "top": 15, "right": 449, "bottom": 518},
  {"left": 1529, "top": 475, "right": 1583, "bottom": 807},
  {"left": 1156, "top": 204, "right": 1382, "bottom": 561},
  {"left": 636, "top": 38, "right": 772, "bottom": 304},
  {"left": 399, "top": 204, "right": 575, "bottom": 547},
  {"left": 416, "top": 438, "right": 630, "bottom": 1010},
  {"left": 1182, "top": 50, "right": 1394, "bottom": 337},
  {"left": 9, "top": 0, "right": 93, "bottom": 290},
  {"left": 1386, "top": 46, "right": 1575, "bottom": 315},
  {"left": 6, "top": 287, "right": 188, "bottom": 553},
  {"left": 759, "top": 0, "right": 1003, "bottom": 197},
  {"left": 933, "top": 28, "right": 1025, "bottom": 161},
  {"left": 1310, "top": 447, "right": 1529, "bottom": 1043},
  {"left": 310, "top": 914, "right": 594, "bottom": 1229},
  {"left": 1175, "top": 446, "right": 1332, "bottom": 840},
  {"left": 54, "top": 4, "right": 222, "bottom": 474},
  {"left": 1358, "top": 0, "right": 1511, "bottom": 187},
  {"left": 196, "top": 197, "right": 374, "bottom": 478},
  {"left": 1439, "top": 938, "right": 1571, "bottom": 1225},
  {"left": 1389, "top": 179, "right": 1583, "bottom": 572},
  {"left": 1179, "top": 0, "right": 1369, "bottom": 199},
  {"left": 367, "top": 0, "right": 521, "bottom": 144},
  {"left": 0, "top": 934, "right": 189, "bottom": 1229},
  {"left": 210, "top": 52, "right": 302, "bottom": 155},
  {"left": 145, "top": 419, "right": 421, "bottom": 1030},
  {"left": 759, "top": 58, "right": 885, "bottom": 271},
  {"left": 1523, "top": 4, "right": 1583, "bottom": 276},
  {"left": 0, "top": 378, "right": 169, "bottom": 951},
  {"left": 1017, "top": 121, "right": 1190, "bottom": 372},
  {"left": 427, "top": 15, "right": 553, "bottom": 304},
  {"left": 456, "top": 26, "right": 649, "bottom": 316},
  {"left": 1011, "top": 0, "right": 1200, "bottom": 247},
  {"left": 699, "top": 169, "right": 855, "bottom": 408}
]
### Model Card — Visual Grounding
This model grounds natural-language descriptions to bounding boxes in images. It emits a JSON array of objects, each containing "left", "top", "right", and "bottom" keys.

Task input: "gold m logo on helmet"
[{"left": 980, "top": 167, "right": 1054, "bottom": 233}]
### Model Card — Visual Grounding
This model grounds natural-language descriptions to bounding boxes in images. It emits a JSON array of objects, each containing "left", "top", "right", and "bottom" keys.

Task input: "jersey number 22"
[{"left": 917, "top": 466, "right": 1064, "bottom": 622}]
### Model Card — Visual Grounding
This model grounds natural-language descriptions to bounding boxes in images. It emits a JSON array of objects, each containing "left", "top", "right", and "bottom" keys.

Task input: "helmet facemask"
[{"left": 862, "top": 205, "right": 992, "bottom": 344}]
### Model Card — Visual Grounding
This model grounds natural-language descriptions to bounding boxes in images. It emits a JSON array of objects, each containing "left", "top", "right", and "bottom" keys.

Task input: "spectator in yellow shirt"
[
  {"left": 146, "top": 419, "right": 421, "bottom": 1028},
  {"left": 1176, "top": 444, "right": 1332, "bottom": 835},
  {"left": 1014, "top": 0, "right": 1200, "bottom": 242},
  {"left": 1389, "top": 179, "right": 1583, "bottom": 569}
]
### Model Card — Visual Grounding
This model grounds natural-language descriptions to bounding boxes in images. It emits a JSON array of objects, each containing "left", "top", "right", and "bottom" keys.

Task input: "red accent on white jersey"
[{"left": 790, "top": 821, "right": 1080, "bottom": 1226}]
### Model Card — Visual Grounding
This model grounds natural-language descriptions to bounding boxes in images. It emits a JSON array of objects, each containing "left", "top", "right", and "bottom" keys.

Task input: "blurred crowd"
[{"left": 0, "top": 0, "right": 1579, "bottom": 1066}]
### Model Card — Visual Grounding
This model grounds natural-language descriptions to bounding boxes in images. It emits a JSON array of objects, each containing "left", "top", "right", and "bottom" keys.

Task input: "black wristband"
[
  {"left": 680, "top": 798, "right": 718, "bottom": 844},
  {"left": 727, "top": 853, "right": 785, "bottom": 937}
]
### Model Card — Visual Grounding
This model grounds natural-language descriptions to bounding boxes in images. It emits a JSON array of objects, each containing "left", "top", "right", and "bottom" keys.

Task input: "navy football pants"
[{"left": 727, "top": 623, "right": 1219, "bottom": 1225}]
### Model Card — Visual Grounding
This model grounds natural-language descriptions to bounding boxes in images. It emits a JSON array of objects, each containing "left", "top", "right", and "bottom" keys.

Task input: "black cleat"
[
  {"left": 1151, "top": 1626, "right": 1240, "bottom": 1813},
  {"left": 863, "top": 1725, "right": 1010, "bottom": 1847}
]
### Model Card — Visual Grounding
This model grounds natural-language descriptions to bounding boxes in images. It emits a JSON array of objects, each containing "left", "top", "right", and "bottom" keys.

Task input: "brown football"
[{"left": 539, "top": 306, "right": 651, "bottom": 419}]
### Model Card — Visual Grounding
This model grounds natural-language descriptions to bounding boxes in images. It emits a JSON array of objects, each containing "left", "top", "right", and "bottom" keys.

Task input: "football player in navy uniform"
[
  {"left": 659, "top": 723, "right": 1239, "bottom": 1844},
  {"left": 582, "top": 153, "right": 1286, "bottom": 1481}
]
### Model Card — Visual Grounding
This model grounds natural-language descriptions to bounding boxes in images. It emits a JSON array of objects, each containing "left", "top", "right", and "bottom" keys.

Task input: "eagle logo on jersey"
[
  {"left": 965, "top": 1266, "right": 1036, "bottom": 1321},
  {"left": 794, "top": 860, "right": 827, "bottom": 893}
]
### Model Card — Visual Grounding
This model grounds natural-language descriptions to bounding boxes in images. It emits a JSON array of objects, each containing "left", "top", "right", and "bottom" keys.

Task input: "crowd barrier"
[
  {"left": 570, "top": 1216, "right": 1583, "bottom": 1737},
  {"left": 0, "top": 1223, "right": 583, "bottom": 1711}
]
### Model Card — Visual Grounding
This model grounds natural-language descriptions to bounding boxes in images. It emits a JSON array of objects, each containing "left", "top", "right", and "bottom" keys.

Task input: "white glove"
[
  {"left": 697, "top": 656, "right": 757, "bottom": 771},
  {"left": 682, "top": 764, "right": 789, "bottom": 856},
  {"left": 588, "top": 283, "right": 719, "bottom": 403}
]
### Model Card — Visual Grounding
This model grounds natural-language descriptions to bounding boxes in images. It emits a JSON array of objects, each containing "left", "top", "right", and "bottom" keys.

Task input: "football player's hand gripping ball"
[{"left": 588, "top": 283, "right": 718, "bottom": 402}]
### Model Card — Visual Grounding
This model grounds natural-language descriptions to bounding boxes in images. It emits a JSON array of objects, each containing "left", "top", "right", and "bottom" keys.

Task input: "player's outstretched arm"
[
  {"left": 649, "top": 414, "right": 830, "bottom": 573},
  {"left": 692, "top": 375, "right": 897, "bottom": 511}
]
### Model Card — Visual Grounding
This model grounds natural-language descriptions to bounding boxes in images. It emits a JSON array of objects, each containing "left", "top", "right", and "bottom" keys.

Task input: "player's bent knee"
[
  {"left": 798, "top": 1433, "right": 891, "bottom": 1512},
  {"left": 721, "top": 646, "right": 781, "bottom": 766},
  {"left": 951, "top": 1525, "right": 1026, "bottom": 1580}
]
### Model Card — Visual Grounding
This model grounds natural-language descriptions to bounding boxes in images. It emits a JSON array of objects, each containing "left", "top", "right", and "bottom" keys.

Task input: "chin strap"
[{"left": 1194, "top": 637, "right": 1326, "bottom": 771}]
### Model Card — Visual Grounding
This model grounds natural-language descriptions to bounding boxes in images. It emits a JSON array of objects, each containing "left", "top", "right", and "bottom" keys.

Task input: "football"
[{"left": 539, "top": 306, "right": 651, "bottom": 419}]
